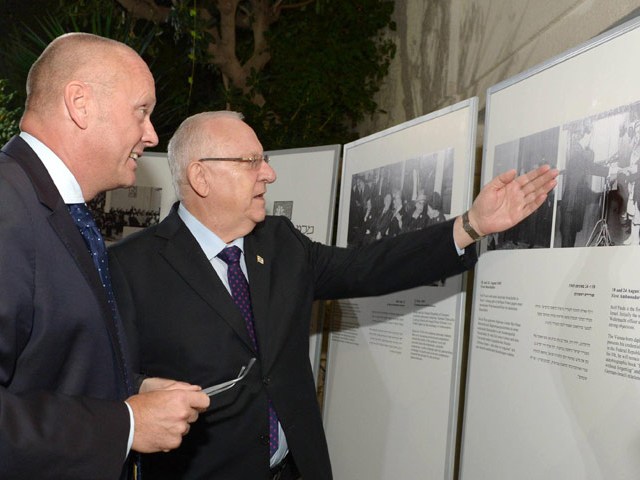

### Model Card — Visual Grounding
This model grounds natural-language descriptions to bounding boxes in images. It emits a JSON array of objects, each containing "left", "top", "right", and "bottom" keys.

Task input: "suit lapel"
[
  {"left": 2, "top": 136, "right": 129, "bottom": 389},
  {"left": 157, "top": 210, "right": 256, "bottom": 353},
  {"left": 3, "top": 138, "right": 105, "bottom": 296},
  {"left": 244, "top": 228, "right": 274, "bottom": 367}
]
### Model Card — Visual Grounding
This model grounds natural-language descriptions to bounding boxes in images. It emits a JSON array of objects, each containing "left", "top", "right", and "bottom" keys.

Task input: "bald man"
[{"left": 0, "top": 33, "right": 209, "bottom": 479}]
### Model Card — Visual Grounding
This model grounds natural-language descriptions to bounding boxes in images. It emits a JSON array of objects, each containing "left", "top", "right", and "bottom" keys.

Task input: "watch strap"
[{"left": 462, "top": 210, "right": 482, "bottom": 241}]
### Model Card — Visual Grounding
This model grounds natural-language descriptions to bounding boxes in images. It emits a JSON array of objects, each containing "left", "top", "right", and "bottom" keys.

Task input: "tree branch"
[
  {"left": 209, "top": 0, "right": 247, "bottom": 95},
  {"left": 119, "top": 0, "right": 316, "bottom": 108},
  {"left": 243, "top": 0, "right": 272, "bottom": 77},
  {"left": 274, "top": 0, "right": 315, "bottom": 12},
  {"left": 115, "top": 0, "right": 172, "bottom": 23}
]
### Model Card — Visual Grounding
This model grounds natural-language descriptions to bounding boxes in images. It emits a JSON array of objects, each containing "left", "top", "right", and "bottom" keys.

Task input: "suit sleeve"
[
  {"left": 109, "top": 250, "right": 143, "bottom": 382},
  {"left": 283, "top": 217, "right": 477, "bottom": 300}
]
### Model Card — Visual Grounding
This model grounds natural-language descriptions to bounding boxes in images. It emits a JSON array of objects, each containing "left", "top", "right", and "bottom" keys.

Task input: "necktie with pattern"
[
  {"left": 67, "top": 203, "right": 133, "bottom": 396},
  {"left": 217, "top": 246, "right": 280, "bottom": 456}
]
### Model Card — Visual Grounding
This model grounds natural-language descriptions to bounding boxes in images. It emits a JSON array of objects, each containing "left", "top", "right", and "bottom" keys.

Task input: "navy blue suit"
[{"left": 0, "top": 136, "right": 132, "bottom": 479}]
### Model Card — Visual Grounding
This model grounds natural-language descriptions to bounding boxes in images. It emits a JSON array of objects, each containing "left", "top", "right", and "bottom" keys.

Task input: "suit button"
[
  {"left": 262, "top": 376, "right": 271, "bottom": 385},
  {"left": 260, "top": 434, "right": 269, "bottom": 445}
]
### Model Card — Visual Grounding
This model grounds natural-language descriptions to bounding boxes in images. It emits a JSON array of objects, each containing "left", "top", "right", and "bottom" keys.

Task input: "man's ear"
[
  {"left": 187, "top": 161, "right": 210, "bottom": 198},
  {"left": 63, "top": 81, "right": 89, "bottom": 129}
]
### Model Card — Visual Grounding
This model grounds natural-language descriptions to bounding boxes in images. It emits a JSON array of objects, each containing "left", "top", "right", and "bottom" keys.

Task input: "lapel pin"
[{"left": 257, "top": 255, "right": 264, "bottom": 264}]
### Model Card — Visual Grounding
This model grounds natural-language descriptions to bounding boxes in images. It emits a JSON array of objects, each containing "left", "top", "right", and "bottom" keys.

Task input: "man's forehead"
[{"left": 206, "top": 119, "right": 262, "bottom": 151}]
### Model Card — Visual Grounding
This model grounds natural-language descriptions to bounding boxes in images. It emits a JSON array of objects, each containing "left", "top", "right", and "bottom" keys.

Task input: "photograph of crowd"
[
  {"left": 346, "top": 148, "right": 454, "bottom": 249},
  {"left": 89, "top": 186, "right": 162, "bottom": 244}
]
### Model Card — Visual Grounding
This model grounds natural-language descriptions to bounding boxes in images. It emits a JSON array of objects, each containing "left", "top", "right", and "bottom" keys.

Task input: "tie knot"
[
  {"left": 68, "top": 203, "right": 95, "bottom": 227},
  {"left": 218, "top": 245, "right": 242, "bottom": 266}
]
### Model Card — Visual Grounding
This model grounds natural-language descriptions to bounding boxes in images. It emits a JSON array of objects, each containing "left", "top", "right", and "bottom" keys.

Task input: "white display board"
[
  {"left": 133, "top": 152, "right": 176, "bottom": 221},
  {"left": 460, "top": 16, "right": 640, "bottom": 480},
  {"left": 323, "top": 98, "right": 478, "bottom": 480},
  {"left": 90, "top": 152, "right": 174, "bottom": 244},
  {"left": 264, "top": 145, "right": 341, "bottom": 381}
]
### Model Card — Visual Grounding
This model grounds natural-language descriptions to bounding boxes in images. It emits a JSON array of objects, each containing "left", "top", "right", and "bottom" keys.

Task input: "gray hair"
[{"left": 167, "top": 111, "right": 244, "bottom": 200}]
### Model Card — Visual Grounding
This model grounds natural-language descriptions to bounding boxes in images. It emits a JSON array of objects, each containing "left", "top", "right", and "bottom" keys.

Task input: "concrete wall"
[{"left": 359, "top": 0, "right": 640, "bottom": 139}]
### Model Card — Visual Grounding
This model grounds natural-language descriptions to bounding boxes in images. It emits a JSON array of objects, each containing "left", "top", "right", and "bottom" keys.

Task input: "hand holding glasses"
[{"left": 202, "top": 358, "right": 256, "bottom": 397}]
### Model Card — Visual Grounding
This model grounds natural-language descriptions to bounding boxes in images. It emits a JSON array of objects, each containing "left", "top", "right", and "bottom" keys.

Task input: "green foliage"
[
  {"left": 0, "top": 79, "right": 21, "bottom": 144},
  {"left": 246, "top": 0, "right": 397, "bottom": 149},
  {"left": 3, "top": 2, "right": 159, "bottom": 99},
  {"left": 0, "top": 1, "right": 182, "bottom": 147},
  {"left": 0, "top": 0, "right": 396, "bottom": 151},
  {"left": 142, "top": 0, "right": 397, "bottom": 149}
]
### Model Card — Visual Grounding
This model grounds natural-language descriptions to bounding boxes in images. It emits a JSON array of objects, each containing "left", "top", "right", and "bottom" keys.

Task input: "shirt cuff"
[
  {"left": 453, "top": 231, "right": 465, "bottom": 256},
  {"left": 124, "top": 401, "right": 135, "bottom": 459}
]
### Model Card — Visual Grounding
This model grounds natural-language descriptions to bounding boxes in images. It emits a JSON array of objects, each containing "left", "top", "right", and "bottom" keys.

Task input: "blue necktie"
[
  {"left": 67, "top": 203, "right": 133, "bottom": 397},
  {"left": 217, "top": 246, "right": 279, "bottom": 456}
]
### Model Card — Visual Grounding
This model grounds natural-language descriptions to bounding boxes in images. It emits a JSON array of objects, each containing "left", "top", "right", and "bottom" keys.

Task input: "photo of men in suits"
[{"left": 346, "top": 149, "right": 454, "bottom": 248}]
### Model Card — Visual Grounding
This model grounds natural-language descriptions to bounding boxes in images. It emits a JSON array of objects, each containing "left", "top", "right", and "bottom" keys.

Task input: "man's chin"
[
  {"left": 250, "top": 210, "right": 267, "bottom": 224},
  {"left": 116, "top": 173, "right": 137, "bottom": 190}
]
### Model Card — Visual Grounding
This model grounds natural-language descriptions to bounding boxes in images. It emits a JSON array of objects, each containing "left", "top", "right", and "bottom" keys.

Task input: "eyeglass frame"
[{"left": 197, "top": 154, "right": 270, "bottom": 170}]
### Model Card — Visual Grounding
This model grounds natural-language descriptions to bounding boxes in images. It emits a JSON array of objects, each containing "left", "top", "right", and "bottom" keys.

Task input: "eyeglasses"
[
  {"left": 202, "top": 358, "right": 256, "bottom": 397},
  {"left": 198, "top": 154, "right": 270, "bottom": 170}
]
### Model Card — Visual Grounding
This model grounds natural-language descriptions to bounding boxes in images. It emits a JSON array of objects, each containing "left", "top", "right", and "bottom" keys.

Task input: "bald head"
[
  {"left": 25, "top": 33, "right": 139, "bottom": 115},
  {"left": 20, "top": 32, "right": 158, "bottom": 201}
]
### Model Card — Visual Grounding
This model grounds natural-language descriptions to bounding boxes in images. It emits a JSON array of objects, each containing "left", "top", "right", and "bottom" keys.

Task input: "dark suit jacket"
[
  {"left": 109, "top": 205, "right": 477, "bottom": 480},
  {"left": 0, "top": 136, "right": 131, "bottom": 479}
]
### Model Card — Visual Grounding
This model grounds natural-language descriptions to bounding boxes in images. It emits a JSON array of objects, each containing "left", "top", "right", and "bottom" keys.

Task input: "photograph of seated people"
[
  {"left": 0, "top": 33, "right": 209, "bottom": 479},
  {"left": 90, "top": 189, "right": 162, "bottom": 243},
  {"left": 109, "top": 110, "right": 558, "bottom": 480},
  {"left": 347, "top": 153, "right": 453, "bottom": 247}
]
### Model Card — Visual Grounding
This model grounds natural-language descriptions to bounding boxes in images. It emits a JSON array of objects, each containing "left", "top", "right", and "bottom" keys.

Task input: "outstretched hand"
[{"left": 454, "top": 165, "right": 558, "bottom": 248}]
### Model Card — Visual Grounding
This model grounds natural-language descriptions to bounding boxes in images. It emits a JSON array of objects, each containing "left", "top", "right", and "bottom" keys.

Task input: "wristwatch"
[{"left": 462, "top": 210, "right": 482, "bottom": 241}]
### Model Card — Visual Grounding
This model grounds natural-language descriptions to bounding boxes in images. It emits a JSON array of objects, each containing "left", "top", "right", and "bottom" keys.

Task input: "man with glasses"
[{"left": 109, "top": 110, "right": 558, "bottom": 479}]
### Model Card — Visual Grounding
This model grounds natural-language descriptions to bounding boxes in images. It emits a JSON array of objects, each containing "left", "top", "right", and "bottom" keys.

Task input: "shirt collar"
[
  {"left": 19, "top": 132, "right": 85, "bottom": 204},
  {"left": 177, "top": 203, "right": 244, "bottom": 261}
]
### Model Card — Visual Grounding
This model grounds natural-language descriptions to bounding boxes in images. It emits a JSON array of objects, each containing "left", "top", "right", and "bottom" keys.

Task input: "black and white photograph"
[
  {"left": 346, "top": 149, "right": 454, "bottom": 248},
  {"left": 272, "top": 200, "right": 293, "bottom": 219},
  {"left": 555, "top": 101, "right": 640, "bottom": 248},
  {"left": 89, "top": 186, "right": 162, "bottom": 244},
  {"left": 487, "top": 127, "right": 558, "bottom": 250}
]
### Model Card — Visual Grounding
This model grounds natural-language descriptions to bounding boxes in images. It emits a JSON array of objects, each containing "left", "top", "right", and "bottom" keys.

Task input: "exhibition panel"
[
  {"left": 461, "top": 16, "right": 640, "bottom": 480},
  {"left": 324, "top": 98, "right": 478, "bottom": 480}
]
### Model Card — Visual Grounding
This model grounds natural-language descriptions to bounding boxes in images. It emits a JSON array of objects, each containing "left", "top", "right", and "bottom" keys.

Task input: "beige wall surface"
[{"left": 359, "top": 0, "right": 640, "bottom": 138}]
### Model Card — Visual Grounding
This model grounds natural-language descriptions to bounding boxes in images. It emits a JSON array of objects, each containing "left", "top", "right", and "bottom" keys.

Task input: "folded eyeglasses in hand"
[{"left": 202, "top": 357, "right": 256, "bottom": 397}]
